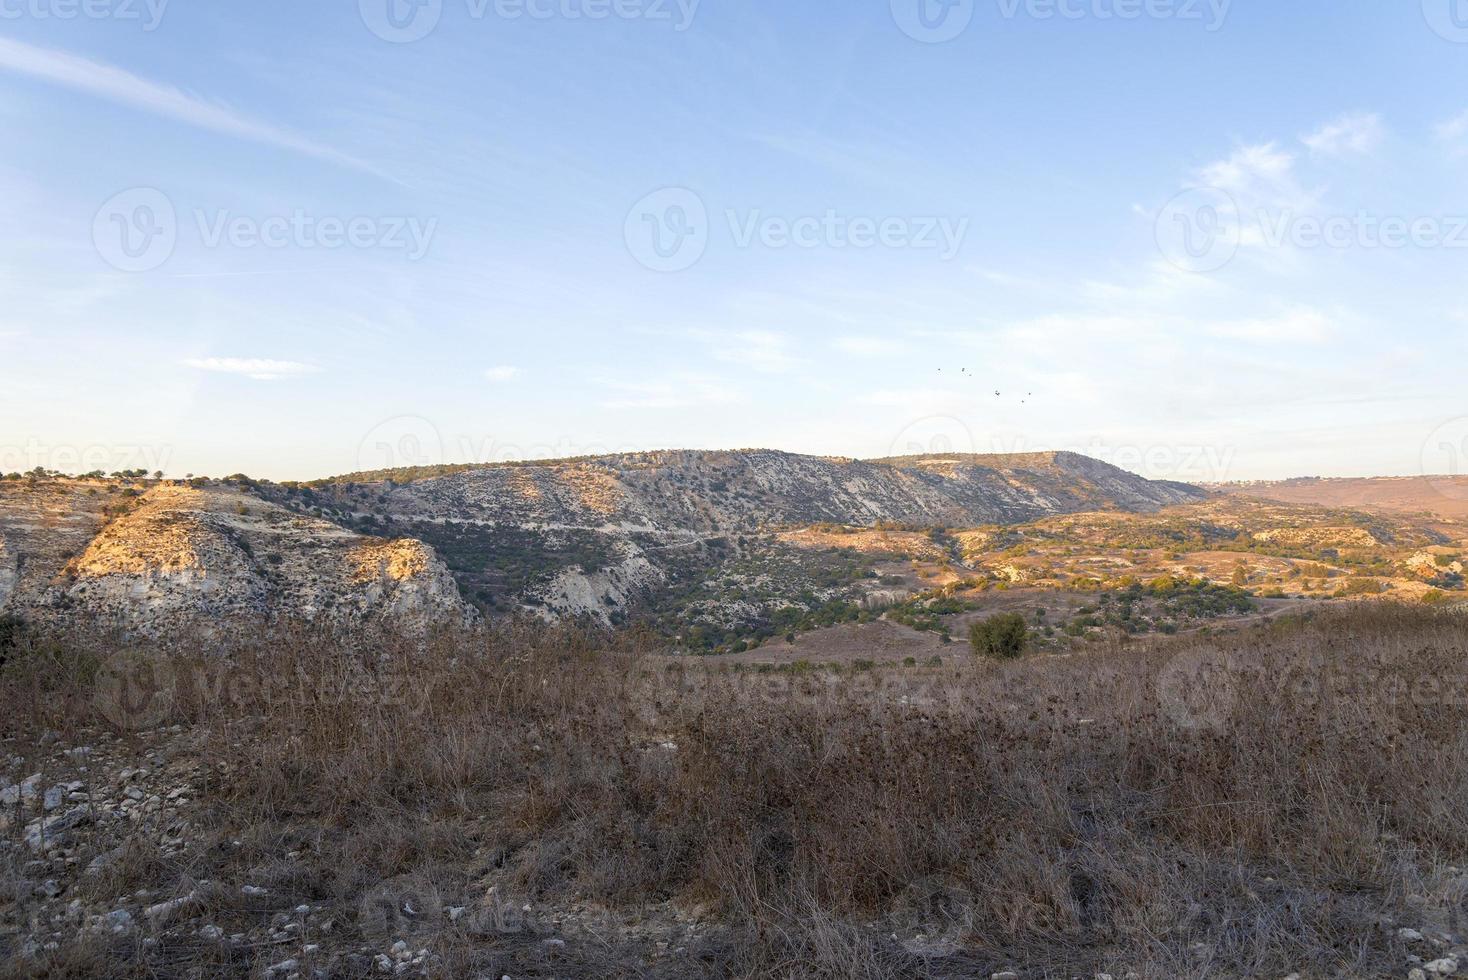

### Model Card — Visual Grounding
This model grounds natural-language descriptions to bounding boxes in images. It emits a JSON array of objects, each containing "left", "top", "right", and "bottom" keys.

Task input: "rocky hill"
[
  {"left": 0, "top": 451, "right": 1205, "bottom": 638},
  {"left": 260, "top": 450, "right": 1206, "bottom": 626},
  {"left": 319, "top": 450, "right": 1202, "bottom": 530},
  {"left": 0, "top": 480, "right": 473, "bottom": 638}
]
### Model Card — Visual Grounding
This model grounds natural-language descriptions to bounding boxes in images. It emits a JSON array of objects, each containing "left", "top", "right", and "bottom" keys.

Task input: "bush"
[
  {"left": 0, "top": 614, "right": 24, "bottom": 653},
  {"left": 969, "top": 612, "right": 1028, "bottom": 659}
]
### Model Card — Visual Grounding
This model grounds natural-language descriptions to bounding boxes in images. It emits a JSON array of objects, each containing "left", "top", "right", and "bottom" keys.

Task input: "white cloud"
[
  {"left": 1301, "top": 113, "right": 1384, "bottom": 157},
  {"left": 834, "top": 336, "right": 903, "bottom": 357},
  {"left": 706, "top": 329, "right": 798, "bottom": 374},
  {"left": 599, "top": 373, "right": 740, "bottom": 410},
  {"left": 0, "top": 38, "right": 377, "bottom": 175},
  {"left": 484, "top": 365, "right": 520, "bottom": 382},
  {"left": 1196, "top": 143, "right": 1311, "bottom": 211},
  {"left": 1199, "top": 143, "right": 1295, "bottom": 191},
  {"left": 1206, "top": 308, "right": 1334, "bottom": 344},
  {"left": 1436, "top": 110, "right": 1468, "bottom": 151},
  {"left": 184, "top": 357, "right": 319, "bottom": 381}
]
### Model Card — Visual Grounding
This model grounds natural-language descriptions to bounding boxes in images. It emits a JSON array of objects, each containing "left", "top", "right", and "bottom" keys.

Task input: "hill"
[
  {"left": 1219, "top": 475, "right": 1468, "bottom": 521},
  {"left": 1, "top": 450, "right": 1204, "bottom": 638}
]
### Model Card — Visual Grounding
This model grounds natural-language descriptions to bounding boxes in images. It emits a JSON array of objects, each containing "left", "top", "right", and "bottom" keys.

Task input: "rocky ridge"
[
  {"left": 1, "top": 451, "right": 1206, "bottom": 635},
  {"left": 0, "top": 480, "right": 472, "bottom": 636}
]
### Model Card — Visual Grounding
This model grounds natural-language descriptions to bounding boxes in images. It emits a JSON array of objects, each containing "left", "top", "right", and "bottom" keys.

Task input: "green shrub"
[{"left": 970, "top": 612, "right": 1028, "bottom": 660}]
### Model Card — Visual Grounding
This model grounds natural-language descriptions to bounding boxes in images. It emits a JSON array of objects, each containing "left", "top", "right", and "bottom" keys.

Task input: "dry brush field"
[{"left": 2, "top": 606, "right": 1468, "bottom": 978}]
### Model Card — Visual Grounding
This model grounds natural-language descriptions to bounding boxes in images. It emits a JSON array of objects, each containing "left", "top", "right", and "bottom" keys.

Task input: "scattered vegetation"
[
  {"left": 968, "top": 612, "right": 1028, "bottom": 659},
  {"left": 3, "top": 605, "right": 1466, "bottom": 976}
]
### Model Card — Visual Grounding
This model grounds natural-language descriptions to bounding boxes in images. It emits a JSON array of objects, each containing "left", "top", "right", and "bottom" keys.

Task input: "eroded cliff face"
[
  {"left": 266, "top": 450, "right": 1208, "bottom": 624},
  {"left": 0, "top": 481, "right": 473, "bottom": 636},
  {"left": 1, "top": 451, "right": 1209, "bottom": 634}
]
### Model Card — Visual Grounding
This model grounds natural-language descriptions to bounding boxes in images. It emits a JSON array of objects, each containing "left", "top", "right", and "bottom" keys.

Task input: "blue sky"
[{"left": 2, "top": 0, "right": 1466, "bottom": 483}]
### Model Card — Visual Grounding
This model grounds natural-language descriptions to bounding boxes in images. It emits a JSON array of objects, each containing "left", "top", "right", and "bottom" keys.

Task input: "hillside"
[
  {"left": 0, "top": 479, "right": 473, "bottom": 637},
  {"left": 1220, "top": 475, "right": 1468, "bottom": 521},
  {"left": 1, "top": 451, "right": 1204, "bottom": 638},
  {"left": 260, "top": 449, "right": 1206, "bottom": 625}
]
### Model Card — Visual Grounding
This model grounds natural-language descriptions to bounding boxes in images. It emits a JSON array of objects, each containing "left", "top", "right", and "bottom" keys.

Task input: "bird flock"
[{"left": 937, "top": 366, "right": 1033, "bottom": 404}]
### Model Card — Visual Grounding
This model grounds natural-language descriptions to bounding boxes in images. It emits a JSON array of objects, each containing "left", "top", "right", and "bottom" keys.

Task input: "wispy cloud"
[
  {"left": 1207, "top": 308, "right": 1334, "bottom": 344},
  {"left": 1301, "top": 113, "right": 1383, "bottom": 157},
  {"left": 184, "top": 357, "right": 319, "bottom": 381},
  {"left": 1436, "top": 110, "right": 1468, "bottom": 153},
  {"left": 702, "top": 329, "right": 799, "bottom": 374},
  {"left": 0, "top": 38, "right": 379, "bottom": 176},
  {"left": 834, "top": 336, "right": 903, "bottom": 357},
  {"left": 1197, "top": 143, "right": 1311, "bottom": 210},
  {"left": 484, "top": 365, "right": 521, "bottom": 382},
  {"left": 598, "top": 373, "right": 740, "bottom": 410}
]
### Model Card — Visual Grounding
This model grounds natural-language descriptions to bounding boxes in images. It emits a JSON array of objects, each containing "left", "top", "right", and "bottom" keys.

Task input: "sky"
[{"left": 2, "top": 0, "right": 1467, "bottom": 484}]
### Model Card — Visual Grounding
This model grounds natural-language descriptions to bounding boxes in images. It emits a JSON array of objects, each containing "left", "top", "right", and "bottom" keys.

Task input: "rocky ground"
[
  {"left": 1, "top": 724, "right": 712, "bottom": 978},
  {"left": 6, "top": 702, "right": 1468, "bottom": 979}
]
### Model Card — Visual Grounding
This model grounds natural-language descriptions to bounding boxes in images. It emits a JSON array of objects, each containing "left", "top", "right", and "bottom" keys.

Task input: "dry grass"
[{"left": 3, "top": 605, "right": 1467, "bottom": 977}]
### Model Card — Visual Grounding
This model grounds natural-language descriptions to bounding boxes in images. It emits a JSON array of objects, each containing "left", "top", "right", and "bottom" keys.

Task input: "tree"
[{"left": 970, "top": 612, "right": 1028, "bottom": 660}]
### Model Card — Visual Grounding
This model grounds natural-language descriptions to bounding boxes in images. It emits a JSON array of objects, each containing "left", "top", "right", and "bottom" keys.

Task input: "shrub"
[
  {"left": 969, "top": 612, "right": 1028, "bottom": 659},
  {"left": 0, "top": 614, "right": 24, "bottom": 654}
]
